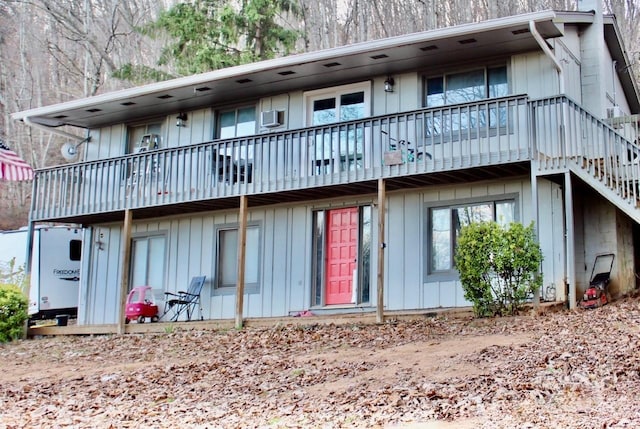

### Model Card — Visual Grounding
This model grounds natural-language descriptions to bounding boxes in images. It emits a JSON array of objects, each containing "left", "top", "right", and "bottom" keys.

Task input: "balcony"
[{"left": 30, "top": 95, "right": 640, "bottom": 224}]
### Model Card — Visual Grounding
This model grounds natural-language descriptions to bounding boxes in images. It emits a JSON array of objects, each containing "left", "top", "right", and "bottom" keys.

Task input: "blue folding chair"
[{"left": 162, "top": 276, "right": 206, "bottom": 321}]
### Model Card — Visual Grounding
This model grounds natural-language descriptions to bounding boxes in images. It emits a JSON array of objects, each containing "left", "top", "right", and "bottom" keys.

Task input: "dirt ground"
[{"left": 1, "top": 297, "right": 640, "bottom": 428}]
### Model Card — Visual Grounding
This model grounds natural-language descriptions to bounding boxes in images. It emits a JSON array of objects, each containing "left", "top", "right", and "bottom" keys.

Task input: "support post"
[
  {"left": 22, "top": 220, "right": 36, "bottom": 339},
  {"left": 530, "top": 163, "right": 540, "bottom": 308},
  {"left": 564, "top": 172, "right": 576, "bottom": 309},
  {"left": 235, "top": 195, "right": 248, "bottom": 330},
  {"left": 376, "top": 178, "right": 386, "bottom": 324},
  {"left": 117, "top": 209, "right": 133, "bottom": 335},
  {"left": 24, "top": 176, "right": 38, "bottom": 310},
  {"left": 24, "top": 221, "right": 36, "bottom": 302}
]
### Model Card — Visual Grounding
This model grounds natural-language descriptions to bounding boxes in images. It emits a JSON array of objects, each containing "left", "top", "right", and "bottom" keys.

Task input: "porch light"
[
  {"left": 384, "top": 77, "right": 395, "bottom": 92},
  {"left": 176, "top": 113, "right": 188, "bottom": 127},
  {"left": 61, "top": 136, "right": 92, "bottom": 161}
]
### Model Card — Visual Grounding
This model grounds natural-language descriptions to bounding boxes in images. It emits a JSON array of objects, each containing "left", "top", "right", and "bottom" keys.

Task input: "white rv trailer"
[{"left": 0, "top": 226, "right": 82, "bottom": 319}]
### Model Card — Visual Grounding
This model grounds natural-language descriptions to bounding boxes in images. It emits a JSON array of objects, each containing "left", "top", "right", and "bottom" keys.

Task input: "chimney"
[{"left": 577, "top": 0, "right": 608, "bottom": 117}]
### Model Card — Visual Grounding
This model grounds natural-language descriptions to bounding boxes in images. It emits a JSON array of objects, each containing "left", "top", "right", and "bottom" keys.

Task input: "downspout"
[
  {"left": 529, "top": 20, "right": 565, "bottom": 94},
  {"left": 531, "top": 20, "right": 576, "bottom": 308}
]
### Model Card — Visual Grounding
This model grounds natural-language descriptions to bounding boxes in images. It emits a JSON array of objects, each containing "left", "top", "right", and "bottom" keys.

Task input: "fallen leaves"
[{"left": 1, "top": 298, "right": 640, "bottom": 427}]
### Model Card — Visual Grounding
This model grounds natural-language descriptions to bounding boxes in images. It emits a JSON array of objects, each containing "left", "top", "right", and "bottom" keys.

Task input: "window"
[
  {"left": 215, "top": 224, "right": 260, "bottom": 293},
  {"left": 425, "top": 66, "right": 508, "bottom": 107},
  {"left": 69, "top": 239, "right": 82, "bottom": 261},
  {"left": 424, "top": 66, "right": 509, "bottom": 138},
  {"left": 130, "top": 234, "right": 166, "bottom": 290},
  {"left": 428, "top": 198, "right": 516, "bottom": 273},
  {"left": 310, "top": 91, "right": 366, "bottom": 126},
  {"left": 219, "top": 106, "right": 256, "bottom": 139},
  {"left": 128, "top": 122, "right": 162, "bottom": 153},
  {"left": 304, "top": 82, "right": 371, "bottom": 172}
]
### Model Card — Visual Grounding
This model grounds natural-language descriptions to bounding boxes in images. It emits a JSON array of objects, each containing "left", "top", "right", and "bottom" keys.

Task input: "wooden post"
[
  {"left": 23, "top": 220, "right": 36, "bottom": 302},
  {"left": 235, "top": 195, "right": 248, "bottom": 329},
  {"left": 530, "top": 163, "right": 540, "bottom": 308},
  {"left": 117, "top": 209, "right": 133, "bottom": 335},
  {"left": 376, "top": 178, "right": 386, "bottom": 324},
  {"left": 564, "top": 172, "right": 576, "bottom": 309},
  {"left": 22, "top": 220, "right": 36, "bottom": 339}
]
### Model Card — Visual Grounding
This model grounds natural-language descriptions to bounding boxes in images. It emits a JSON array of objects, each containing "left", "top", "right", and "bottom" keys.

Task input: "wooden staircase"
[{"left": 533, "top": 97, "right": 640, "bottom": 224}]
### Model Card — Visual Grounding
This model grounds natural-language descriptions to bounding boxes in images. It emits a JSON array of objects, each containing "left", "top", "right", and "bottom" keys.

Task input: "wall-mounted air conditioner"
[
  {"left": 606, "top": 106, "right": 624, "bottom": 129},
  {"left": 606, "top": 105, "right": 622, "bottom": 119},
  {"left": 261, "top": 110, "right": 283, "bottom": 128}
]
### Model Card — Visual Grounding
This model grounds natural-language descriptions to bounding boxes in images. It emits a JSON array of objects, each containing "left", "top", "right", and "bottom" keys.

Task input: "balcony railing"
[
  {"left": 532, "top": 96, "right": 640, "bottom": 207},
  {"left": 31, "top": 95, "right": 533, "bottom": 221}
]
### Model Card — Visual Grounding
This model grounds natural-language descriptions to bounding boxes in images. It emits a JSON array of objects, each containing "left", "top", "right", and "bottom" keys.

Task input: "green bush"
[
  {"left": 455, "top": 221, "right": 542, "bottom": 317},
  {"left": 0, "top": 258, "right": 28, "bottom": 294},
  {"left": 0, "top": 284, "right": 29, "bottom": 342}
]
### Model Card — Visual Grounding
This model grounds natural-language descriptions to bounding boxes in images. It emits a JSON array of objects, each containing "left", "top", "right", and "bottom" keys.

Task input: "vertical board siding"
[
  {"left": 289, "top": 206, "right": 311, "bottom": 313},
  {"left": 85, "top": 224, "right": 122, "bottom": 324},
  {"left": 538, "top": 180, "right": 565, "bottom": 299},
  {"left": 269, "top": 208, "right": 290, "bottom": 316},
  {"left": 77, "top": 228, "right": 93, "bottom": 325},
  {"left": 512, "top": 52, "right": 559, "bottom": 99},
  {"left": 80, "top": 177, "right": 571, "bottom": 324}
]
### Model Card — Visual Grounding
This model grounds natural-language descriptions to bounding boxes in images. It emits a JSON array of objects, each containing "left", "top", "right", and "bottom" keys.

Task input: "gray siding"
[
  {"left": 85, "top": 125, "right": 127, "bottom": 161},
  {"left": 511, "top": 52, "right": 559, "bottom": 99},
  {"left": 78, "top": 177, "right": 577, "bottom": 324},
  {"left": 537, "top": 180, "right": 565, "bottom": 300},
  {"left": 87, "top": 108, "right": 213, "bottom": 162}
]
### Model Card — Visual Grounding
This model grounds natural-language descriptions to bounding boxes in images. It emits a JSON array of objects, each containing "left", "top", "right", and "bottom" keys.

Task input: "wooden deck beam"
[
  {"left": 235, "top": 195, "right": 248, "bottom": 330},
  {"left": 377, "top": 178, "right": 386, "bottom": 324},
  {"left": 117, "top": 209, "right": 133, "bottom": 335}
]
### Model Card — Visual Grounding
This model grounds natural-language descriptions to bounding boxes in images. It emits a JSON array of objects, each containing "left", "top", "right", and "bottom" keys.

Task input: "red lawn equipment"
[{"left": 580, "top": 253, "right": 615, "bottom": 309}]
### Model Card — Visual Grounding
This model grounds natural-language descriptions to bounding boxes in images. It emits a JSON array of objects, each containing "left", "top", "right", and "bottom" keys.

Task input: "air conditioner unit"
[
  {"left": 261, "top": 110, "right": 282, "bottom": 128},
  {"left": 606, "top": 106, "right": 624, "bottom": 129},
  {"left": 607, "top": 105, "right": 622, "bottom": 119}
]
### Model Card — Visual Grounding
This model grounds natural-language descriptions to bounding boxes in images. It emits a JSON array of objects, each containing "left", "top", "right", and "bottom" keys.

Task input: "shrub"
[
  {"left": 0, "top": 258, "right": 28, "bottom": 294},
  {"left": 455, "top": 221, "right": 542, "bottom": 317},
  {"left": 0, "top": 284, "right": 29, "bottom": 342}
]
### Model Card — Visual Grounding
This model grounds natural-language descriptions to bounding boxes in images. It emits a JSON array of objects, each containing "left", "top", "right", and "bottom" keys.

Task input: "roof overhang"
[
  {"left": 13, "top": 9, "right": 606, "bottom": 130},
  {"left": 603, "top": 14, "right": 640, "bottom": 113}
]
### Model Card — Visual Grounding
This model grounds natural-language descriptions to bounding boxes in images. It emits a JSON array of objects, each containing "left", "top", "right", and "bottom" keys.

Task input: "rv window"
[{"left": 70, "top": 239, "right": 82, "bottom": 261}]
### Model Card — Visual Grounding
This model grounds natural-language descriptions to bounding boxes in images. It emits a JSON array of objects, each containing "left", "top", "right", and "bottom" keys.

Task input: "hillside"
[{"left": 1, "top": 298, "right": 639, "bottom": 428}]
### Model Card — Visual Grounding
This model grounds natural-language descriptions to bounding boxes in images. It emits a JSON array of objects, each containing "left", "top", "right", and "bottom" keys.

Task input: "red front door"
[{"left": 325, "top": 207, "right": 358, "bottom": 305}]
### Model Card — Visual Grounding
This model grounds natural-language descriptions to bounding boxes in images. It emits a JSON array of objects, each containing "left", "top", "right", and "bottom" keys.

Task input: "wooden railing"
[
  {"left": 31, "top": 95, "right": 533, "bottom": 221},
  {"left": 532, "top": 96, "right": 640, "bottom": 215}
]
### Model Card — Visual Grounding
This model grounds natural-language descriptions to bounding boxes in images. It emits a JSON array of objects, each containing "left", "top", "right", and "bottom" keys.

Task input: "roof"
[
  {"left": 602, "top": 14, "right": 640, "bottom": 113},
  {"left": 10, "top": 9, "right": 639, "bottom": 130}
]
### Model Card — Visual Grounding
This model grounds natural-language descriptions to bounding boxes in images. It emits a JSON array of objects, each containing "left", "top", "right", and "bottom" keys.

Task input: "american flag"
[{"left": 0, "top": 139, "right": 34, "bottom": 181}]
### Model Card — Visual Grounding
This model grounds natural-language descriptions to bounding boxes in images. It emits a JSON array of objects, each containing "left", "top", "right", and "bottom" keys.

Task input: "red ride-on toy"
[
  {"left": 125, "top": 285, "right": 159, "bottom": 323},
  {"left": 580, "top": 253, "right": 615, "bottom": 309}
]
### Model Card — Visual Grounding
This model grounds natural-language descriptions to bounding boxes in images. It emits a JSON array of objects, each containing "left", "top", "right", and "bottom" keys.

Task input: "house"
[{"left": 12, "top": 0, "right": 640, "bottom": 330}]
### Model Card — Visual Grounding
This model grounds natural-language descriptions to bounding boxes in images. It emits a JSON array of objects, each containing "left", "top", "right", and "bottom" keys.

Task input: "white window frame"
[
  {"left": 302, "top": 82, "right": 372, "bottom": 174},
  {"left": 303, "top": 81, "right": 372, "bottom": 126}
]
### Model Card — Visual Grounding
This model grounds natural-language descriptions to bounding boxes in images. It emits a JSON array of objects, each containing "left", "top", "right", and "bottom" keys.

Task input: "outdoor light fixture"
[
  {"left": 61, "top": 136, "right": 92, "bottom": 161},
  {"left": 384, "top": 77, "right": 395, "bottom": 92},
  {"left": 176, "top": 113, "right": 188, "bottom": 127}
]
